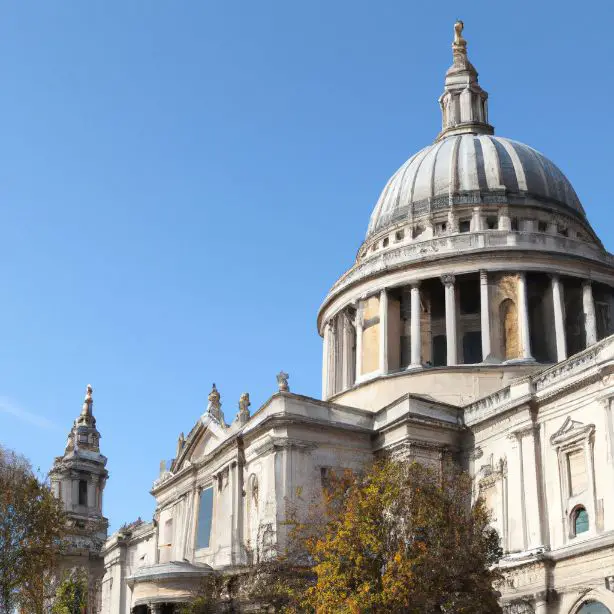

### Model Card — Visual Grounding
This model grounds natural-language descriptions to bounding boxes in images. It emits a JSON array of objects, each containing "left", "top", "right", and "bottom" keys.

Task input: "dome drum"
[{"left": 321, "top": 269, "right": 614, "bottom": 403}]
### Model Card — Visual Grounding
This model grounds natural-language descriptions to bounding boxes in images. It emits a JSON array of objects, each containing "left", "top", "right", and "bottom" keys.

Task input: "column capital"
[
  {"left": 548, "top": 272, "right": 561, "bottom": 282},
  {"left": 441, "top": 274, "right": 455, "bottom": 286},
  {"left": 410, "top": 280, "right": 421, "bottom": 289},
  {"left": 582, "top": 278, "right": 593, "bottom": 288},
  {"left": 479, "top": 269, "right": 488, "bottom": 284}
]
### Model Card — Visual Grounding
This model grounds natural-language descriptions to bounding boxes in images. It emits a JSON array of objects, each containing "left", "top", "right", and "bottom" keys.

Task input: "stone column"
[
  {"left": 583, "top": 280, "right": 597, "bottom": 347},
  {"left": 410, "top": 283, "right": 421, "bottom": 368},
  {"left": 321, "top": 322, "right": 330, "bottom": 399},
  {"left": 480, "top": 270, "right": 491, "bottom": 361},
  {"left": 341, "top": 312, "right": 354, "bottom": 389},
  {"left": 517, "top": 272, "right": 532, "bottom": 360},
  {"left": 355, "top": 302, "right": 363, "bottom": 382},
  {"left": 551, "top": 274, "right": 567, "bottom": 361},
  {"left": 442, "top": 275, "right": 457, "bottom": 366},
  {"left": 379, "top": 289, "right": 388, "bottom": 374}
]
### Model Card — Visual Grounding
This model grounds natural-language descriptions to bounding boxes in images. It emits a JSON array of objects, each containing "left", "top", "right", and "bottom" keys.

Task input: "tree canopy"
[{"left": 0, "top": 444, "right": 65, "bottom": 613}]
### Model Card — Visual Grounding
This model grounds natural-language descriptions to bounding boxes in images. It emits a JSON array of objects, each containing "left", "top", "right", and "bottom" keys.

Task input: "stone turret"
[{"left": 50, "top": 385, "right": 109, "bottom": 584}]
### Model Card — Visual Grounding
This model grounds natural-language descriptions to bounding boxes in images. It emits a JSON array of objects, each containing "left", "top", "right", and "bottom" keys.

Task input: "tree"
[
  {"left": 0, "top": 444, "right": 66, "bottom": 613},
  {"left": 299, "top": 459, "right": 503, "bottom": 613},
  {"left": 180, "top": 459, "right": 502, "bottom": 613},
  {"left": 51, "top": 569, "right": 88, "bottom": 614}
]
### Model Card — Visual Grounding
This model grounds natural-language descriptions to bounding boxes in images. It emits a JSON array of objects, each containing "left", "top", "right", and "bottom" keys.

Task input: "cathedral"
[{"left": 51, "top": 21, "right": 614, "bottom": 614}]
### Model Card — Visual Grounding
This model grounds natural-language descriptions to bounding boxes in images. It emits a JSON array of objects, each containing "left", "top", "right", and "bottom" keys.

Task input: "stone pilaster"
[
  {"left": 379, "top": 289, "right": 389, "bottom": 375},
  {"left": 480, "top": 270, "right": 491, "bottom": 360},
  {"left": 583, "top": 280, "right": 597, "bottom": 347},
  {"left": 551, "top": 274, "right": 567, "bottom": 362},
  {"left": 410, "top": 283, "right": 421, "bottom": 368},
  {"left": 442, "top": 274, "right": 457, "bottom": 366},
  {"left": 517, "top": 272, "right": 533, "bottom": 360},
  {"left": 355, "top": 301, "right": 363, "bottom": 382}
]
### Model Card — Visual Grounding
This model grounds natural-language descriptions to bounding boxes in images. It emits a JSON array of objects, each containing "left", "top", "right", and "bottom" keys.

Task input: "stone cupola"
[{"left": 437, "top": 20, "right": 493, "bottom": 140}]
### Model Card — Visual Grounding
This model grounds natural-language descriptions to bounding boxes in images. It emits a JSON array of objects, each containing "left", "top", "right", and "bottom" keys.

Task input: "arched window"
[
  {"left": 573, "top": 506, "right": 589, "bottom": 535},
  {"left": 499, "top": 299, "right": 519, "bottom": 360},
  {"left": 577, "top": 601, "right": 611, "bottom": 613}
]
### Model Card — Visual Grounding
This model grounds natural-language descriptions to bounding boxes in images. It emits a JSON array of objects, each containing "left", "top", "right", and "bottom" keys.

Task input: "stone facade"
[{"left": 51, "top": 21, "right": 614, "bottom": 614}]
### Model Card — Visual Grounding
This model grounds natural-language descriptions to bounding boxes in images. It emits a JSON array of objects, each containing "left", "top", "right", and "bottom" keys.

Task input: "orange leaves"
[{"left": 295, "top": 459, "right": 503, "bottom": 613}]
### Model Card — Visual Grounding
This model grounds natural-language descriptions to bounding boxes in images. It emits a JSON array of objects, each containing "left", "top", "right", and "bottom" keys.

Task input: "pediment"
[
  {"left": 172, "top": 416, "right": 227, "bottom": 472},
  {"left": 550, "top": 416, "right": 595, "bottom": 447}
]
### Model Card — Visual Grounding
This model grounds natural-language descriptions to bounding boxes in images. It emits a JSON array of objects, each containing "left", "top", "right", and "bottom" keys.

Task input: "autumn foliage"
[
  {"left": 0, "top": 444, "right": 66, "bottom": 613},
  {"left": 293, "top": 459, "right": 503, "bottom": 613}
]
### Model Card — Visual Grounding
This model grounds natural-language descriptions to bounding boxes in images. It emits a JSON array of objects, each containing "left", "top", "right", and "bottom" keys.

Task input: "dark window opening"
[
  {"left": 460, "top": 286, "right": 480, "bottom": 315},
  {"left": 382, "top": 237, "right": 389, "bottom": 247},
  {"left": 558, "top": 226, "right": 569, "bottom": 237},
  {"left": 432, "top": 335, "right": 447, "bottom": 367},
  {"left": 459, "top": 220, "right": 470, "bottom": 233},
  {"left": 486, "top": 216, "right": 497, "bottom": 230},
  {"left": 395, "top": 230, "right": 404, "bottom": 241},
  {"left": 538, "top": 221, "right": 547, "bottom": 232},
  {"left": 463, "top": 331, "right": 482, "bottom": 364},
  {"left": 510, "top": 217, "right": 519, "bottom": 231},
  {"left": 78, "top": 480, "right": 88, "bottom": 506}
]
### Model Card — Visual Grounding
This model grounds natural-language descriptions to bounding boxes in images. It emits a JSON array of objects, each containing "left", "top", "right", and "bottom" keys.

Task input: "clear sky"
[{"left": 0, "top": 0, "right": 612, "bottom": 532}]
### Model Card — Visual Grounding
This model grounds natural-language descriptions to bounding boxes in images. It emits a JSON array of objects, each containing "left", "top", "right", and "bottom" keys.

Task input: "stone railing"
[{"left": 322, "top": 230, "right": 612, "bottom": 304}]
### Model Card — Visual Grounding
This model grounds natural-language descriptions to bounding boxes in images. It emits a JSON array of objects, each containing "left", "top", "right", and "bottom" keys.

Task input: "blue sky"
[{"left": 0, "top": 1, "right": 612, "bottom": 531}]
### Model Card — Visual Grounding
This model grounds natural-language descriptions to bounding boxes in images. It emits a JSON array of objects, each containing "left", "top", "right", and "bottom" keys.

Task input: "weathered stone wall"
[{"left": 361, "top": 296, "right": 380, "bottom": 374}]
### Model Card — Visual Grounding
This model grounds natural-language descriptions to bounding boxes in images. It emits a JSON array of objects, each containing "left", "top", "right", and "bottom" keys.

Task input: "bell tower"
[{"left": 50, "top": 385, "right": 109, "bottom": 574}]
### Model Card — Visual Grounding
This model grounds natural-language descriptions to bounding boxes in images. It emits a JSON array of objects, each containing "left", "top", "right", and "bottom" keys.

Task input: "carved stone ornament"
[
  {"left": 206, "top": 383, "right": 224, "bottom": 424},
  {"left": 276, "top": 371, "right": 289, "bottom": 392}
]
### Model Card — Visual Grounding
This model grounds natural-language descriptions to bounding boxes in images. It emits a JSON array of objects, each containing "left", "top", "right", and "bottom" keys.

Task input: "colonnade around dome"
[{"left": 322, "top": 269, "right": 614, "bottom": 402}]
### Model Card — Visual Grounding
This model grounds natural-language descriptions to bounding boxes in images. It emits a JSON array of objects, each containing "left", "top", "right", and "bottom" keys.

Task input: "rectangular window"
[
  {"left": 567, "top": 449, "right": 587, "bottom": 496},
  {"left": 78, "top": 480, "right": 88, "bottom": 506},
  {"left": 196, "top": 487, "right": 214, "bottom": 549}
]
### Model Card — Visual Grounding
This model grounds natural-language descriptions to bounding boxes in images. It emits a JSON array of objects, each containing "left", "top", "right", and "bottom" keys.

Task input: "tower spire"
[{"left": 437, "top": 20, "right": 494, "bottom": 141}]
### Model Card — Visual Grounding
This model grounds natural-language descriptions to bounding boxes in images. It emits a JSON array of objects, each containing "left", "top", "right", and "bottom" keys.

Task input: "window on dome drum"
[
  {"left": 463, "top": 331, "right": 482, "bottom": 364},
  {"left": 432, "top": 335, "right": 447, "bottom": 367},
  {"left": 510, "top": 217, "right": 519, "bottom": 231},
  {"left": 558, "top": 225, "right": 568, "bottom": 237},
  {"left": 382, "top": 237, "right": 389, "bottom": 247},
  {"left": 78, "top": 479, "right": 87, "bottom": 506},
  {"left": 395, "top": 230, "right": 404, "bottom": 241},
  {"left": 196, "top": 487, "right": 214, "bottom": 549},
  {"left": 459, "top": 220, "right": 470, "bottom": 233},
  {"left": 486, "top": 216, "right": 497, "bottom": 230},
  {"left": 574, "top": 507, "right": 589, "bottom": 535},
  {"left": 578, "top": 601, "right": 612, "bottom": 613},
  {"left": 538, "top": 221, "right": 547, "bottom": 232}
]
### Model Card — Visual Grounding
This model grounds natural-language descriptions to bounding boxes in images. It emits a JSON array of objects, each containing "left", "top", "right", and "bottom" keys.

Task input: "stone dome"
[{"left": 367, "top": 135, "right": 585, "bottom": 237}]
